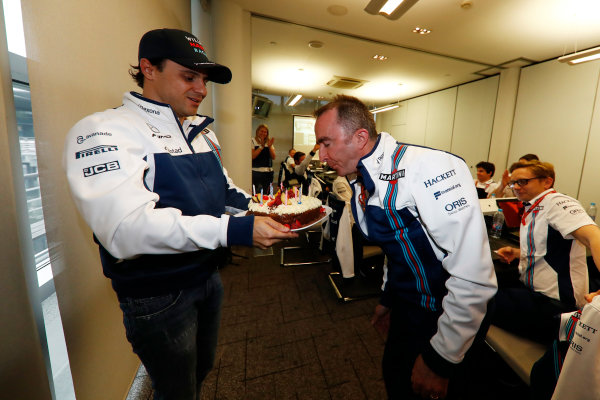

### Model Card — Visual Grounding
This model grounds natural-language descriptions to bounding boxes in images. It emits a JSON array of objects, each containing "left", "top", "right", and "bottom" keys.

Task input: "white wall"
[
  {"left": 510, "top": 60, "right": 600, "bottom": 198},
  {"left": 381, "top": 58, "right": 600, "bottom": 207},
  {"left": 376, "top": 77, "right": 498, "bottom": 178},
  {"left": 451, "top": 76, "right": 499, "bottom": 173}
]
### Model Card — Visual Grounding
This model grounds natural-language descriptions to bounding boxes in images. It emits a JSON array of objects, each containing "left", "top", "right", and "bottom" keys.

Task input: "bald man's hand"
[{"left": 252, "top": 216, "right": 298, "bottom": 249}]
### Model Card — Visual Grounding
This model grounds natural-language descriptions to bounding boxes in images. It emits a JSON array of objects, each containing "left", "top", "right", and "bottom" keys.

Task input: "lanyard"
[{"left": 521, "top": 190, "right": 556, "bottom": 226}]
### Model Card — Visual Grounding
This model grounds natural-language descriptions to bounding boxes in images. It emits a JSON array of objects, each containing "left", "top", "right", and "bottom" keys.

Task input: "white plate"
[
  {"left": 236, "top": 205, "right": 333, "bottom": 232},
  {"left": 291, "top": 205, "right": 332, "bottom": 232}
]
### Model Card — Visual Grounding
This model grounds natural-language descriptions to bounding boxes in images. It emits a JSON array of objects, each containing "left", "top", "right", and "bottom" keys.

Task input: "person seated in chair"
[
  {"left": 474, "top": 161, "right": 499, "bottom": 199},
  {"left": 494, "top": 160, "right": 600, "bottom": 344},
  {"left": 284, "top": 144, "right": 319, "bottom": 194}
]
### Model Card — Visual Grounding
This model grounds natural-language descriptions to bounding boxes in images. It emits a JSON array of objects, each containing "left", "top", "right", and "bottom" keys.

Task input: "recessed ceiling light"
[
  {"left": 412, "top": 27, "right": 431, "bottom": 35},
  {"left": 327, "top": 5, "right": 348, "bottom": 16},
  {"left": 372, "top": 54, "right": 388, "bottom": 61},
  {"left": 308, "top": 40, "right": 324, "bottom": 49}
]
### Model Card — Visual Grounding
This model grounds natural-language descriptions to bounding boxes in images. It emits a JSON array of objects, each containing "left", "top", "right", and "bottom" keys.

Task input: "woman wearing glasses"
[{"left": 493, "top": 160, "right": 600, "bottom": 344}]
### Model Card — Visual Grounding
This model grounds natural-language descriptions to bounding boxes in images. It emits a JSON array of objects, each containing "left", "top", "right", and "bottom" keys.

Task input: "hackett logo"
[
  {"left": 423, "top": 169, "right": 456, "bottom": 188},
  {"left": 379, "top": 169, "right": 405, "bottom": 181}
]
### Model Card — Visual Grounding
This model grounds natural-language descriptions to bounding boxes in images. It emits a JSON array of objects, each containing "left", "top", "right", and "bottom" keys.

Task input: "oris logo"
[
  {"left": 570, "top": 209, "right": 585, "bottom": 215},
  {"left": 569, "top": 341, "right": 583, "bottom": 354},
  {"left": 445, "top": 197, "right": 469, "bottom": 214}
]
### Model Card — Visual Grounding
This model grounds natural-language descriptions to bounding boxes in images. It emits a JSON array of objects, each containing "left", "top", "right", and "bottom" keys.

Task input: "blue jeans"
[{"left": 119, "top": 272, "right": 224, "bottom": 400}]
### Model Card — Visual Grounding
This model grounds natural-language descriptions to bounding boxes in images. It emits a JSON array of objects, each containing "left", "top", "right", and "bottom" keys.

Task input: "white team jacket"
[
  {"left": 349, "top": 132, "right": 497, "bottom": 372},
  {"left": 64, "top": 92, "right": 253, "bottom": 297}
]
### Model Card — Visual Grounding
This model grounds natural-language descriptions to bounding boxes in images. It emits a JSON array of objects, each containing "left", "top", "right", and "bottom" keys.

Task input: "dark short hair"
[
  {"left": 293, "top": 151, "right": 305, "bottom": 164},
  {"left": 519, "top": 153, "right": 539, "bottom": 162},
  {"left": 476, "top": 161, "right": 495, "bottom": 177},
  {"left": 509, "top": 160, "right": 555, "bottom": 187},
  {"left": 314, "top": 95, "right": 378, "bottom": 140},
  {"left": 128, "top": 58, "right": 166, "bottom": 89}
]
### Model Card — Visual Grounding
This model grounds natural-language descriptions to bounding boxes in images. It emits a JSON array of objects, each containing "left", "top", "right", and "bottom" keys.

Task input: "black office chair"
[{"left": 324, "top": 193, "right": 385, "bottom": 302}]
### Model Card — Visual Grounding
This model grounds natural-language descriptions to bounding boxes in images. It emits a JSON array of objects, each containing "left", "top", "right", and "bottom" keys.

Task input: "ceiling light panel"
[{"left": 364, "top": 0, "right": 420, "bottom": 20}]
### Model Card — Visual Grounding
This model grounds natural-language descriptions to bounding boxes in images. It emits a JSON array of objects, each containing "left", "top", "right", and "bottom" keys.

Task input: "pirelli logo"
[
  {"left": 75, "top": 145, "right": 118, "bottom": 159},
  {"left": 83, "top": 161, "right": 120, "bottom": 177}
]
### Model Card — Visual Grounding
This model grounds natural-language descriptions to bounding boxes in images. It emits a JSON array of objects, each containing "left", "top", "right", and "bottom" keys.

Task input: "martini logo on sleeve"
[
  {"left": 379, "top": 169, "right": 405, "bottom": 182},
  {"left": 83, "top": 161, "right": 120, "bottom": 177}
]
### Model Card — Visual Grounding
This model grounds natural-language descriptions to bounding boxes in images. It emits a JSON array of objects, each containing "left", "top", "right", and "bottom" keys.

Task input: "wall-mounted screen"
[
  {"left": 293, "top": 115, "right": 317, "bottom": 153},
  {"left": 252, "top": 95, "right": 272, "bottom": 119}
]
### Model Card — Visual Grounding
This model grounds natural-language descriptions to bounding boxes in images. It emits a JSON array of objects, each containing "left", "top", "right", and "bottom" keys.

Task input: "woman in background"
[{"left": 251, "top": 124, "right": 276, "bottom": 194}]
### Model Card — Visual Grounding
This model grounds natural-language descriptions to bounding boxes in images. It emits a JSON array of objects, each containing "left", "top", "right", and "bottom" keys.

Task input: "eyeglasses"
[{"left": 508, "top": 177, "right": 541, "bottom": 188}]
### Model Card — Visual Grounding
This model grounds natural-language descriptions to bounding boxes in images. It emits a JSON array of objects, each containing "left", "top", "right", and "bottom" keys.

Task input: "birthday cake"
[{"left": 247, "top": 188, "right": 325, "bottom": 229}]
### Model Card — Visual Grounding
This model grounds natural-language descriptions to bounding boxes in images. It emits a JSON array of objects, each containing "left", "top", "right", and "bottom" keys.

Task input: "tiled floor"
[
  {"left": 126, "top": 236, "right": 531, "bottom": 400},
  {"left": 128, "top": 236, "right": 387, "bottom": 399}
]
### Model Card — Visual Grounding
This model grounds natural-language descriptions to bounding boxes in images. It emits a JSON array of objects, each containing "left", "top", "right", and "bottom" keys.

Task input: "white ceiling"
[{"left": 231, "top": 0, "right": 600, "bottom": 107}]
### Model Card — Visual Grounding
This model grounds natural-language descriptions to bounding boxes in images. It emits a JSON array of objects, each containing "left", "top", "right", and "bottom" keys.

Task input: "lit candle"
[
  {"left": 270, "top": 183, "right": 273, "bottom": 197},
  {"left": 299, "top": 185, "right": 302, "bottom": 204},
  {"left": 252, "top": 184, "right": 256, "bottom": 197},
  {"left": 260, "top": 189, "right": 263, "bottom": 205}
]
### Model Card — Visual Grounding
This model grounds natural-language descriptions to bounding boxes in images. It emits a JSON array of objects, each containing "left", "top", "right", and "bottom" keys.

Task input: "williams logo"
[
  {"left": 434, "top": 183, "right": 461, "bottom": 200},
  {"left": 424, "top": 169, "right": 456, "bottom": 188},
  {"left": 379, "top": 169, "right": 405, "bottom": 181},
  {"left": 444, "top": 197, "right": 470, "bottom": 215},
  {"left": 146, "top": 123, "right": 160, "bottom": 133},
  {"left": 83, "top": 161, "right": 120, "bottom": 177},
  {"left": 75, "top": 145, "right": 118, "bottom": 159},
  {"left": 76, "top": 131, "right": 112, "bottom": 144}
]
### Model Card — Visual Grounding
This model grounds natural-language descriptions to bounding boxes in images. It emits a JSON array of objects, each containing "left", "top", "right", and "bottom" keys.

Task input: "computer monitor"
[{"left": 496, "top": 198, "right": 524, "bottom": 229}]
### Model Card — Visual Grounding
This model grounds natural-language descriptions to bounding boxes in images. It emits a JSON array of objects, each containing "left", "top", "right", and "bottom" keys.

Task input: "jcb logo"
[{"left": 83, "top": 161, "right": 120, "bottom": 177}]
